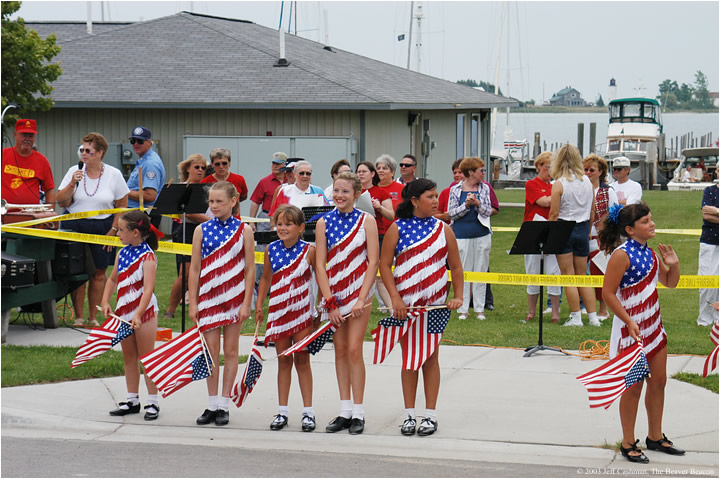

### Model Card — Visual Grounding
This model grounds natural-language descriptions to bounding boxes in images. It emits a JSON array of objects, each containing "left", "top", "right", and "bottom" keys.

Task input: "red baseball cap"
[{"left": 15, "top": 119, "right": 37, "bottom": 134}]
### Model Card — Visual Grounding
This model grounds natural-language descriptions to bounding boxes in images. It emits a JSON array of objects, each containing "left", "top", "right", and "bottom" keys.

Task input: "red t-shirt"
[
  {"left": 250, "top": 173, "right": 282, "bottom": 213},
  {"left": 378, "top": 181, "right": 404, "bottom": 211},
  {"left": 201, "top": 172, "right": 248, "bottom": 200},
  {"left": 438, "top": 181, "right": 458, "bottom": 213},
  {"left": 524, "top": 176, "right": 552, "bottom": 222},
  {"left": 2, "top": 147, "right": 55, "bottom": 205},
  {"left": 364, "top": 186, "right": 392, "bottom": 234}
]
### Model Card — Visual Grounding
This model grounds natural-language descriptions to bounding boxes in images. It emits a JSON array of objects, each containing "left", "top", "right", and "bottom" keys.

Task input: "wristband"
[
  {"left": 323, "top": 296, "right": 342, "bottom": 311},
  {"left": 111, "top": 226, "right": 119, "bottom": 232}
]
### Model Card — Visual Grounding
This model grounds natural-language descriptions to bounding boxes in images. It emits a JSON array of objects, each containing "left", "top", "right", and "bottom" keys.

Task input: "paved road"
[{"left": 0, "top": 437, "right": 660, "bottom": 478}]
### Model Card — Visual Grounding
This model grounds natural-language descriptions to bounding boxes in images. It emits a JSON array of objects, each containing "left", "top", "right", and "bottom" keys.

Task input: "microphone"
[{"left": 75, "top": 160, "right": 83, "bottom": 188}]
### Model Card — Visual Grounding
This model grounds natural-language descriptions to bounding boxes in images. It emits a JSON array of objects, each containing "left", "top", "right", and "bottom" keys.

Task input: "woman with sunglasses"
[
  {"left": 269, "top": 161, "right": 329, "bottom": 216},
  {"left": 163, "top": 154, "right": 211, "bottom": 319},
  {"left": 201, "top": 148, "right": 248, "bottom": 205},
  {"left": 57, "top": 132, "right": 129, "bottom": 327},
  {"left": 584, "top": 154, "right": 618, "bottom": 320}
]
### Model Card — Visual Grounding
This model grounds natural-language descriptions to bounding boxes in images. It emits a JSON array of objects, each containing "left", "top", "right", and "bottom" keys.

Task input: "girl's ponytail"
[{"left": 121, "top": 210, "right": 159, "bottom": 250}]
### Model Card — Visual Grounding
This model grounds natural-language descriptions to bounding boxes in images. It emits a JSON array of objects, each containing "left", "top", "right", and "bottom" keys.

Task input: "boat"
[
  {"left": 666, "top": 147, "right": 719, "bottom": 191},
  {"left": 594, "top": 97, "right": 680, "bottom": 188}
]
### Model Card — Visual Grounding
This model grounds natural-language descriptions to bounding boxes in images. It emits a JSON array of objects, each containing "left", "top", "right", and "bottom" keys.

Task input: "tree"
[
  {"left": 456, "top": 79, "right": 503, "bottom": 97},
  {"left": 693, "top": 70, "right": 712, "bottom": 109},
  {"left": 1, "top": 1, "right": 62, "bottom": 118},
  {"left": 676, "top": 83, "right": 694, "bottom": 104},
  {"left": 596, "top": 94, "right": 605, "bottom": 107}
]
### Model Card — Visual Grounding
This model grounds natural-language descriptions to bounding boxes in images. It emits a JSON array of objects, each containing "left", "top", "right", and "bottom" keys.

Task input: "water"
[{"left": 492, "top": 111, "right": 719, "bottom": 152}]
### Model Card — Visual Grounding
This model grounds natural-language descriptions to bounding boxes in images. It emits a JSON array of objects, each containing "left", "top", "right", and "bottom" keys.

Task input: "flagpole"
[
  {"left": 95, "top": 305, "right": 132, "bottom": 325},
  {"left": 377, "top": 305, "right": 447, "bottom": 312},
  {"left": 197, "top": 329, "right": 214, "bottom": 370}
]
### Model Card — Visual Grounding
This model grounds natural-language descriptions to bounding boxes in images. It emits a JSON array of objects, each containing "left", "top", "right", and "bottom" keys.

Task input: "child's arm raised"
[{"left": 656, "top": 243, "right": 680, "bottom": 289}]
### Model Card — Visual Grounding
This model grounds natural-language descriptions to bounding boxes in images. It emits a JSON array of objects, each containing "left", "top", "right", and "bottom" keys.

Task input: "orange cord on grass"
[{"left": 56, "top": 302, "right": 75, "bottom": 323}]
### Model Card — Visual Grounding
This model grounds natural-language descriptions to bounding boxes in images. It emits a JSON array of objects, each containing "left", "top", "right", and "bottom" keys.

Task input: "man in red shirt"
[
  {"left": 2, "top": 119, "right": 55, "bottom": 206},
  {"left": 201, "top": 148, "right": 248, "bottom": 203},
  {"left": 249, "top": 152, "right": 286, "bottom": 230}
]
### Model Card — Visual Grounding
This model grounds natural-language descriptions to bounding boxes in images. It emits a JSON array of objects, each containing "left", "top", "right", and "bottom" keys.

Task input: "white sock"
[
  {"left": 208, "top": 395, "right": 219, "bottom": 411},
  {"left": 218, "top": 396, "right": 230, "bottom": 411},
  {"left": 570, "top": 311, "right": 582, "bottom": 322},
  {"left": 340, "top": 400, "right": 352, "bottom": 419},
  {"left": 127, "top": 393, "right": 139, "bottom": 406},
  {"left": 278, "top": 405, "right": 289, "bottom": 416},
  {"left": 588, "top": 311, "right": 598, "bottom": 322},
  {"left": 405, "top": 408, "right": 416, "bottom": 419},
  {"left": 302, "top": 406, "right": 315, "bottom": 417},
  {"left": 146, "top": 394, "right": 159, "bottom": 407},
  {"left": 352, "top": 403, "right": 364, "bottom": 420},
  {"left": 424, "top": 408, "right": 437, "bottom": 421}
]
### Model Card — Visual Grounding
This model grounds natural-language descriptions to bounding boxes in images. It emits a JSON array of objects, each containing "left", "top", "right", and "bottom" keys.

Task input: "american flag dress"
[
  {"left": 265, "top": 239, "right": 314, "bottom": 343},
  {"left": 115, "top": 242, "right": 158, "bottom": 323},
  {"left": 197, "top": 216, "right": 246, "bottom": 332},
  {"left": 392, "top": 216, "right": 449, "bottom": 369},
  {"left": 609, "top": 239, "right": 667, "bottom": 360},
  {"left": 321, "top": 208, "right": 370, "bottom": 317}
]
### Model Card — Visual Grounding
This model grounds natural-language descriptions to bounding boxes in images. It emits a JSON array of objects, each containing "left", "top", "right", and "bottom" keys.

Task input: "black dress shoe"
[
  {"left": 400, "top": 416, "right": 417, "bottom": 436},
  {"left": 215, "top": 409, "right": 229, "bottom": 426},
  {"left": 109, "top": 402, "right": 140, "bottom": 416},
  {"left": 646, "top": 434, "right": 685, "bottom": 455},
  {"left": 325, "top": 416, "right": 352, "bottom": 433},
  {"left": 144, "top": 404, "right": 159, "bottom": 421},
  {"left": 349, "top": 417, "right": 365, "bottom": 435},
  {"left": 196, "top": 409, "right": 217, "bottom": 425},
  {"left": 270, "top": 414, "right": 288, "bottom": 430},
  {"left": 417, "top": 417, "right": 437, "bottom": 436},
  {"left": 620, "top": 440, "right": 649, "bottom": 463}
]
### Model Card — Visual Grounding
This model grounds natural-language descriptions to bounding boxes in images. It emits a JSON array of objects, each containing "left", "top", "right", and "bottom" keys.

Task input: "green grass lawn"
[{"left": 6, "top": 190, "right": 716, "bottom": 359}]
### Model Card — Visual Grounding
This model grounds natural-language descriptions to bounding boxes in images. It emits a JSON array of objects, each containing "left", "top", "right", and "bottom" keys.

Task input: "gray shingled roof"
[
  {"left": 41, "top": 12, "right": 516, "bottom": 110},
  {"left": 26, "top": 21, "right": 134, "bottom": 43}
]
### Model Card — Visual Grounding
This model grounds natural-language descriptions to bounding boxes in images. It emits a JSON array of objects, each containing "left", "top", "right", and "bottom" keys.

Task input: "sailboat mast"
[
  {"left": 491, "top": 1, "right": 505, "bottom": 148},
  {"left": 406, "top": 1, "right": 414, "bottom": 70}
]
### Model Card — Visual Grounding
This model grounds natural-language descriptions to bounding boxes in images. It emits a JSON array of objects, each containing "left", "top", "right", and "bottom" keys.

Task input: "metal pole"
[{"left": 577, "top": 123, "right": 584, "bottom": 156}]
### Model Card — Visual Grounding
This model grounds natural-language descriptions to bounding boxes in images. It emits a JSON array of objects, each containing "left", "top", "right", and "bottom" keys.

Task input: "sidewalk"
[{"left": 2, "top": 324, "right": 718, "bottom": 475}]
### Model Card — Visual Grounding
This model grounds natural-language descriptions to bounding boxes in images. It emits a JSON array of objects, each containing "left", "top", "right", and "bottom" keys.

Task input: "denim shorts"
[{"left": 560, "top": 220, "right": 590, "bottom": 256}]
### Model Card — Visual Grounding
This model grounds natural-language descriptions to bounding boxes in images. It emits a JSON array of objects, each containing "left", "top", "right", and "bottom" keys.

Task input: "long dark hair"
[
  {"left": 121, "top": 210, "right": 158, "bottom": 250},
  {"left": 598, "top": 202, "right": 651, "bottom": 254},
  {"left": 395, "top": 178, "right": 436, "bottom": 219},
  {"left": 356, "top": 161, "right": 380, "bottom": 186}
]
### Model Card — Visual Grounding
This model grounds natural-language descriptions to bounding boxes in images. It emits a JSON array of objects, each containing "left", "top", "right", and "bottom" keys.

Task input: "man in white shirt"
[{"left": 609, "top": 156, "right": 642, "bottom": 205}]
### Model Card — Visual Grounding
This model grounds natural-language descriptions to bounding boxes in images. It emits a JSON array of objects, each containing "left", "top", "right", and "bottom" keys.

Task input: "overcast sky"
[{"left": 11, "top": 1, "right": 720, "bottom": 104}]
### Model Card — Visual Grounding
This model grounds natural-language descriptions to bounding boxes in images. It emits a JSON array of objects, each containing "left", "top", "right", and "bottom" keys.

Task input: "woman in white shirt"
[
  {"left": 548, "top": 144, "right": 599, "bottom": 328},
  {"left": 57, "top": 132, "right": 129, "bottom": 327}
]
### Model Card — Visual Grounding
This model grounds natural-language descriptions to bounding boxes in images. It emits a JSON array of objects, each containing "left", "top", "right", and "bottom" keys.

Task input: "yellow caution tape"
[
  {"left": 3, "top": 225, "right": 715, "bottom": 289},
  {"left": 491, "top": 226, "right": 701, "bottom": 236}
]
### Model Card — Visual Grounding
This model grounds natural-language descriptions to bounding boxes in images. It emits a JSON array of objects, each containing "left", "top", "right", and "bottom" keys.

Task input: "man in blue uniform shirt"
[{"left": 126, "top": 126, "right": 165, "bottom": 225}]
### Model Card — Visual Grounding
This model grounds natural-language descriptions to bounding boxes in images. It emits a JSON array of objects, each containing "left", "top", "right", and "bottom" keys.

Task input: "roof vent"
[
  {"left": 323, "top": 46, "right": 334, "bottom": 52},
  {"left": 275, "top": 30, "right": 290, "bottom": 67}
]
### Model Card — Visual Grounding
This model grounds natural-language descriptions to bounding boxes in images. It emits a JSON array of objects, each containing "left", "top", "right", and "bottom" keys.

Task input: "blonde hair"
[
  {"left": 459, "top": 157, "right": 485, "bottom": 177},
  {"left": 551, "top": 144, "right": 584, "bottom": 181},
  {"left": 273, "top": 204, "right": 305, "bottom": 226},
  {"left": 334, "top": 171, "right": 362, "bottom": 193},
  {"left": 207, "top": 181, "right": 240, "bottom": 216},
  {"left": 177, "top": 154, "right": 207, "bottom": 182},
  {"left": 534, "top": 151, "right": 552, "bottom": 169},
  {"left": 583, "top": 154, "right": 609, "bottom": 183}
]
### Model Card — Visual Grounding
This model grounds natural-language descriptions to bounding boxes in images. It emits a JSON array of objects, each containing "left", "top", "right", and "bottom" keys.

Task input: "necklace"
[{"left": 83, "top": 164, "right": 104, "bottom": 197}]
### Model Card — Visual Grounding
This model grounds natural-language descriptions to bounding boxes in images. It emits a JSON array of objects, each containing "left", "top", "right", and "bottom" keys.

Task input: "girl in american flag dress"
[
  {"left": 100, "top": 211, "right": 160, "bottom": 421},
  {"left": 600, "top": 202, "right": 684, "bottom": 463},
  {"left": 255, "top": 205, "right": 318, "bottom": 432},
  {"left": 189, "top": 182, "right": 255, "bottom": 427},
  {"left": 315, "top": 172, "right": 379, "bottom": 435},
  {"left": 379, "top": 179, "right": 464, "bottom": 437}
]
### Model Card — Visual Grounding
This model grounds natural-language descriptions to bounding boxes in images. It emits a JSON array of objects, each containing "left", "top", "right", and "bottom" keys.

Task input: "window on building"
[
  {"left": 471, "top": 114, "right": 479, "bottom": 157},
  {"left": 456, "top": 114, "right": 465, "bottom": 159}
]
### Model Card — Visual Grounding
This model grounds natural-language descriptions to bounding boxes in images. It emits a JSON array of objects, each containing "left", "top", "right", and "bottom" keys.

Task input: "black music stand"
[
  {"left": 151, "top": 183, "right": 207, "bottom": 332},
  {"left": 510, "top": 220, "right": 574, "bottom": 357},
  {"left": 301, "top": 206, "right": 333, "bottom": 242}
]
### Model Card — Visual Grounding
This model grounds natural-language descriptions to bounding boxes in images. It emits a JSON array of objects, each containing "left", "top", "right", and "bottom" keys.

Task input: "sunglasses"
[
  {"left": 399, "top": 163, "right": 415, "bottom": 168},
  {"left": 79, "top": 148, "right": 95, "bottom": 155},
  {"left": 214, "top": 161, "right": 229, "bottom": 167},
  {"left": 584, "top": 168, "right": 597, "bottom": 173},
  {"left": 613, "top": 167, "right": 625, "bottom": 171},
  {"left": 297, "top": 171, "right": 312, "bottom": 176},
  {"left": 129, "top": 138, "right": 145, "bottom": 145},
  {"left": 193, "top": 165, "right": 206, "bottom": 170}
]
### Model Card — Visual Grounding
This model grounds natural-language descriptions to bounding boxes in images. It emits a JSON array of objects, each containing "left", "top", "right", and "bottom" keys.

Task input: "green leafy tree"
[
  {"left": 596, "top": 94, "right": 605, "bottom": 107},
  {"left": 457, "top": 79, "right": 503, "bottom": 97},
  {"left": 676, "top": 83, "right": 694, "bottom": 104},
  {"left": 1, "top": 1, "right": 62, "bottom": 118},
  {"left": 693, "top": 70, "right": 712, "bottom": 109}
]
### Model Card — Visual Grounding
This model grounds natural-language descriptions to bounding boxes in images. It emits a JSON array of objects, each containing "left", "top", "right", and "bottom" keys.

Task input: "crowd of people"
[{"left": 2, "top": 118, "right": 718, "bottom": 459}]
